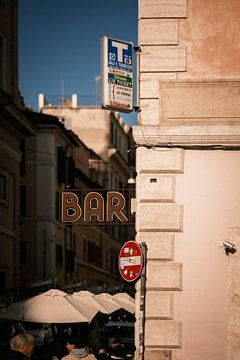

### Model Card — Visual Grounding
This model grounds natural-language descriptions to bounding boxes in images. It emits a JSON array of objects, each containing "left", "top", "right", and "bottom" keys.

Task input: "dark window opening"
[
  {"left": 56, "top": 191, "right": 60, "bottom": 221},
  {"left": 20, "top": 185, "right": 26, "bottom": 217},
  {"left": 87, "top": 241, "right": 102, "bottom": 267},
  {"left": 110, "top": 254, "right": 114, "bottom": 274},
  {"left": 83, "top": 238, "right": 87, "bottom": 261},
  {"left": 20, "top": 241, "right": 27, "bottom": 266},
  {"left": 110, "top": 121, "right": 114, "bottom": 145},
  {"left": 57, "top": 147, "right": 66, "bottom": 184},
  {"left": 110, "top": 253, "right": 118, "bottom": 276},
  {"left": 67, "top": 156, "right": 75, "bottom": 188},
  {"left": 106, "top": 251, "right": 109, "bottom": 271},
  {"left": 66, "top": 249, "right": 74, "bottom": 272},
  {"left": 0, "top": 36, "right": 4, "bottom": 89},
  {"left": 56, "top": 244, "right": 63, "bottom": 267},
  {"left": 20, "top": 141, "right": 26, "bottom": 175},
  {"left": 0, "top": 174, "right": 6, "bottom": 201},
  {"left": 0, "top": 272, "right": 6, "bottom": 294}
]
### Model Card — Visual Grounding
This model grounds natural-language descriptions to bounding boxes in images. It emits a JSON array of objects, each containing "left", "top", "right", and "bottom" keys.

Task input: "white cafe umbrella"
[
  {"left": 112, "top": 293, "right": 135, "bottom": 314},
  {"left": 94, "top": 293, "right": 121, "bottom": 314},
  {"left": 0, "top": 289, "right": 98, "bottom": 323},
  {"left": 72, "top": 291, "right": 113, "bottom": 315}
]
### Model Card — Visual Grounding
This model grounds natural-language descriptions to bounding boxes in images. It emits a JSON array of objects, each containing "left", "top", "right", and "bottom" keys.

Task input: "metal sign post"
[
  {"left": 118, "top": 241, "right": 147, "bottom": 360},
  {"left": 139, "top": 242, "right": 147, "bottom": 360}
]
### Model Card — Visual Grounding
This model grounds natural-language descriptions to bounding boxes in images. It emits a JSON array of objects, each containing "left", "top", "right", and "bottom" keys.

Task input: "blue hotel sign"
[{"left": 101, "top": 36, "right": 134, "bottom": 113}]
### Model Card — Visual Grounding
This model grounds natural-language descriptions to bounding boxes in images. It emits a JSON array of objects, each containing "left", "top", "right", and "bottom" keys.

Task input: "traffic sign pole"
[
  {"left": 139, "top": 242, "right": 147, "bottom": 360},
  {"left": 118, "top": 240, "right": 147, "bottom": 360}
]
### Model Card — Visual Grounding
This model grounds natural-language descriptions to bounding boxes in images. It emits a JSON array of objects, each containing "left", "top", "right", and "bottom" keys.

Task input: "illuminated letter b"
[{"left": 61, "top": 192, "right": 81, "bottom": 222}]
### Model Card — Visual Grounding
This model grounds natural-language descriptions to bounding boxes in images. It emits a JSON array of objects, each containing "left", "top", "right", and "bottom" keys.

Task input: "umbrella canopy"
[
  {"left": 71, "top": 291, "right": 112, "bottom": 314},
  {"left": 0, "top": 289, "right": 98, "bottom": 323},
  {"left": 94, "top": 293, "right": 121, "bottom": 314},
  {"left": 112, "top": 293, "right": 135, "bottom": 314}
]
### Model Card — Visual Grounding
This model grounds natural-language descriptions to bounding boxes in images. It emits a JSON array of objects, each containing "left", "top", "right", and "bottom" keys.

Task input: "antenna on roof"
[
  {"left": 58, "top": 75, "right": 68, "bottom": 104},
  {"left": 95, "top": 75, "right": 101, "bottom": 105}
]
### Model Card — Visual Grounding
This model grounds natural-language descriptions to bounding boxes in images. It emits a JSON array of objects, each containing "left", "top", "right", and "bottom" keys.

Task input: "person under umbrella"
[
  {"left": 9, "top": 333, "right": 34, "bottom": 359},
  {"left": 109, "top": 338, "right": 126, "bottom": 360},
  {"left": 96, "top": 347, "right": 109, "bottom": 360},
  {"left": 61, "top": 336, "right": 96, "bottom": 360}
]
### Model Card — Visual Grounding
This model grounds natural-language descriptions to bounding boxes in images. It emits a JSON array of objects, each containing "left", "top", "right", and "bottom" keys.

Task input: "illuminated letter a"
[{"left": 84, "top": 192, "right": 104, "bottom": 222}]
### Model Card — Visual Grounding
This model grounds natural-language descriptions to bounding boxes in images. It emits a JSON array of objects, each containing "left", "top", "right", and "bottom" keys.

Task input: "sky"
[{"left": 19, "top": 0, "right": 138, "bottom": 125}]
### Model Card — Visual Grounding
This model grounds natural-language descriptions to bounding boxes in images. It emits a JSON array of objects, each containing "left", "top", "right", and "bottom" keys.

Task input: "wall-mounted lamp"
[
  {"left": 127, "top": 170, "right": 137, "bottom": 185},
  {"left": 223, "top": 241, "right": 237, "bottom": 255}
]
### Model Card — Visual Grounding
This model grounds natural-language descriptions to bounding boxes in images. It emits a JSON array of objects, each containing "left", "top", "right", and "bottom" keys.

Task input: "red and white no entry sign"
[{"left": 118, "top": 241, "right": 143, "bottom": 282}]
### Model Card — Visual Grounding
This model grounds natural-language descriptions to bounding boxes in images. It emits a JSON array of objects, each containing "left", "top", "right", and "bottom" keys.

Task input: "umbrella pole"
[
  {"left": 93, "top": 317, "right": 103, "bottom": 346},
  {"left": 51, "top": 324, "right": 61, "bottom": 358}
]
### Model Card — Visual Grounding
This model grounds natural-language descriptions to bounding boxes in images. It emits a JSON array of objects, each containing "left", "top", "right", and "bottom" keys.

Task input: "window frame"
[
  {"left": 0, "top": 170, "right": 8, "bottom": 206},
  {"left": 0, "top": 33, "right": 6, "bottom": 91}
]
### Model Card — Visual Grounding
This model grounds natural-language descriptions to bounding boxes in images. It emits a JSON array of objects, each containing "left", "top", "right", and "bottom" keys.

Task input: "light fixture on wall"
[
  {"left": 127, "top": 170, "right": 137, "bottom": 185},
  {"left": 223, "top": 241, "right": 237, "bottom": 255}
]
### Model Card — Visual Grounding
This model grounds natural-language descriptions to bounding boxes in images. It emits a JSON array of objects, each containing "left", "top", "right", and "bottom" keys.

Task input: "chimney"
[
  {"left": 72, "top": 93, "right": 78, "bottom": 108},
  {"left": 38, "top": 93, "right": 45, "bottom": 111}
]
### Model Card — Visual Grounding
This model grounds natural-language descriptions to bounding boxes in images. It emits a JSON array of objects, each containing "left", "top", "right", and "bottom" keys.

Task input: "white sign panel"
[{"left": 101, "top": 36, "right": 134, "bottom": 113}]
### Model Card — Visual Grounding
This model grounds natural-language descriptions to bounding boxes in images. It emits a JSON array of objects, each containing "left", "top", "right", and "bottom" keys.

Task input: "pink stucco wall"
[
  {"left": 179, "top": 0, "right": 240, "bottom": 78},
  {"left": 174, "top": 150, "right": 240, "bottom": 359}
]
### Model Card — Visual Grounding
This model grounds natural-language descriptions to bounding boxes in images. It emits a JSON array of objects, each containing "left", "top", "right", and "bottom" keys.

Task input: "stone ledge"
[
  {"left": 136, "top": 147, "right": 184, "bottom": 174},
  {"left": 139, "top": 19, "right": 179, "bottom": 45},
  {"left": 133, "top": 125, "right": 240, "bottom": 146},
  {"left": 145, "top": 320, "right": 182, "bottom": 347},
  {"left": 137, "top": 175, "right": 175, "bottom": 203},
  {"left": 160, "top": 81, "right": 240, "bottom": 126},
  {"left": 146, "top": 291, "right": 174, "bottom": 319},
  {"left": 137, "top": 233, "right": 174, "bottom": 260},
  {"left": 139, "top": 0, "right": 187, "bottom": 19},
  {"left": 140, "top": 99, "right": 159, "bottom": 126},
  {"left": 144, "top": 349, "right": 172, "bottom": 360},
  {"left": 140, "top": 73, "right": 177, "bottom": 99},
  {"left": 146, "top": 262, "right": 182, "bottom": 290},
  {"left": 140, "top": 46, "right": 186, "bottom": 73},
  {"left": 137, "top": 203, "right": 183, "bottom": 232}
]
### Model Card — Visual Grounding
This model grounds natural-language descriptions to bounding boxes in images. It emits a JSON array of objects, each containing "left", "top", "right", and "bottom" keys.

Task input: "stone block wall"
[
  {"left": 136, "top": 147, "right": 184, "bottom": 359},
  {"left": 136, "top": 0, "right": 240, "bottom": 359}
]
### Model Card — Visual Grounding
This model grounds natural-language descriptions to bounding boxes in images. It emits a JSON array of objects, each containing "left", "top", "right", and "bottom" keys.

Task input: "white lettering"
[{"left": 112, "top": 41, "right": 128, "bottom": 62}]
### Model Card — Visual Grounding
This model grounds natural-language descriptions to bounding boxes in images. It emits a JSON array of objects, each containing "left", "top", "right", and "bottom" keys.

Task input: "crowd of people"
[{"left": 0, "top": 333, "right": 135, "bottom": 360}]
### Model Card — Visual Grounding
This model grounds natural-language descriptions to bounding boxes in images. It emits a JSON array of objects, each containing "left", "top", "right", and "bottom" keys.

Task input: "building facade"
[
  {"left": 39, "top": 94, "right": 134, "bottom": 191},
  {"left": 0, "top": 0, "right": 36, "bottom": 303},
  {"left": 39, "top": 95, "right": 136, "bottom": 264},
  {"left": 19, "top": 110, "right": 128, "bottom": 291},
  {"left": 0, "top": 0, "right": 19, "bottom": 106},
  {"left": 0, "top": 0, "right": 135, "bottom": 301},
  {"left": 134, "top": 0, "right": 240, "bottom": 359}
]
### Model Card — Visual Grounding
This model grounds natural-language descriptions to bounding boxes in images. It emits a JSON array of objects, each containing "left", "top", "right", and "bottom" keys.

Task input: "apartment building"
[
  {"left": 0, "top": 0, "right": 135, "bottom": 302},
  {"left": 20, "top": 110, "right": 126, "bottom": 290},
  {"left": 0, "top": 0, "right": 36, "bottom": 303},
  {"left": 39, "top": 94, "right": 134, "bottom": 189},
  {"left": 39, "top": 94, "right": 136, "bottom": 272}
]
